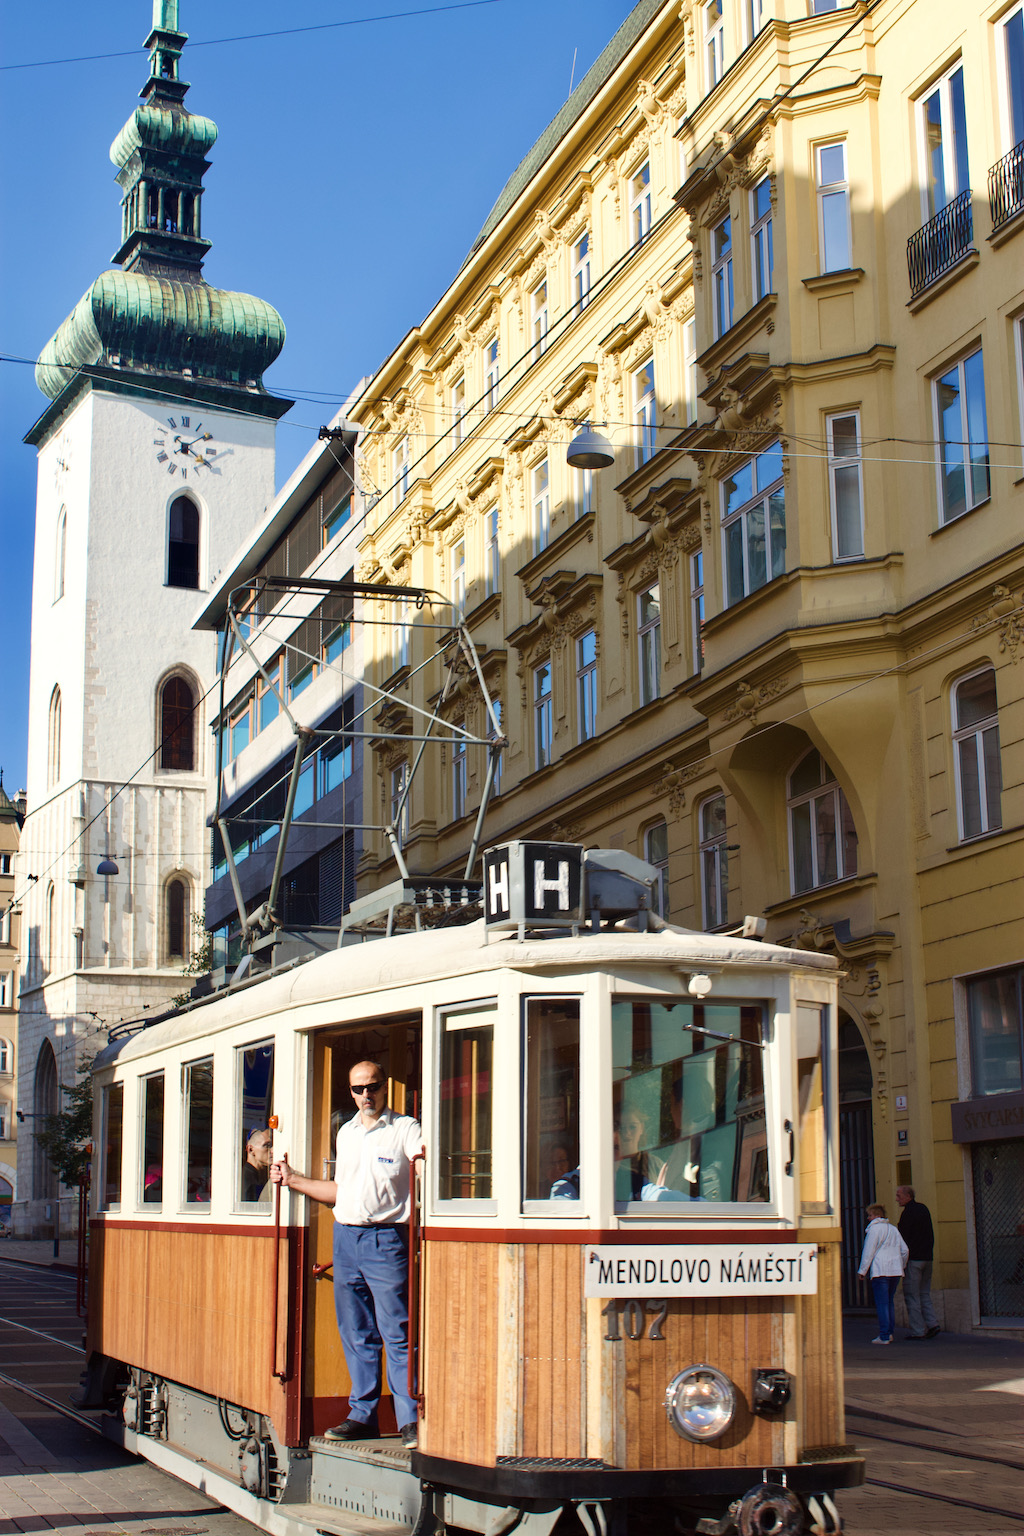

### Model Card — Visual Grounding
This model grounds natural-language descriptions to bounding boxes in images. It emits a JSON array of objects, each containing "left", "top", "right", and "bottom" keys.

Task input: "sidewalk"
[{"left": 0, "top": 1243, "right": 79, "bottom": 1275}]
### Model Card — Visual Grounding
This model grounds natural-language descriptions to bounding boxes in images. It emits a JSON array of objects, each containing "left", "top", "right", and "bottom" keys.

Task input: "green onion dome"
[{"left": 36, "top": 270, "right": 285, "bottom": 400}]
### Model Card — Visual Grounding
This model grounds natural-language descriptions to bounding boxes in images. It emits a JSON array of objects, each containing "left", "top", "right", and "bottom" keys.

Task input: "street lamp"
[{"left": 566, "top": 422, "right": 615, "bottom": 469}]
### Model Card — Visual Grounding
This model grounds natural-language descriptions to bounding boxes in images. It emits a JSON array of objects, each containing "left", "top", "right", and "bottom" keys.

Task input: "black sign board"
[{"left": 483, "top": 841, "right": 584, "bottom": 930}]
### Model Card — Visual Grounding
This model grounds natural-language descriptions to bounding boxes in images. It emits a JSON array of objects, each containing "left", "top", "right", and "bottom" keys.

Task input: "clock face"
[
  {"left": 53, "top": 430, "right": 72, "bottom": 489},
  {"left": 152, "top": 413, "right": 221, "bottom": 480}
]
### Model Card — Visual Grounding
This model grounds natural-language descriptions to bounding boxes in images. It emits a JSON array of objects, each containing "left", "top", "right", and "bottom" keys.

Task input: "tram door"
[
  {"left": 837, "top": 1013, "right": 876, "bottom": 1309},
  {"left": 304, "top": 1014, "right": 422, "bottom": 1436}
]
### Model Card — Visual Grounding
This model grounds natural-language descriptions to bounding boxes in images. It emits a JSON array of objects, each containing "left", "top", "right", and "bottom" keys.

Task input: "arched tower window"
[
  {"left": 166, "top": 877, "right": 189, "bottom": 962},
  {"left": 54, "top": 509, "right": 67, "bottom": 602},
  {"left": 787, "top": 748, "right": 858, "bottom": 893},
  {"left": 47, "top": 687, "right": 62, "bottom": 788},
  {"left": 159, "top": 676, "right": 195, "bottom": 771},
  {"left": 33, "top": 1041, "right": 58, "bottom": 1200},
  {"left": 168, "top": 498, "right": 200, "bottom": 589}
]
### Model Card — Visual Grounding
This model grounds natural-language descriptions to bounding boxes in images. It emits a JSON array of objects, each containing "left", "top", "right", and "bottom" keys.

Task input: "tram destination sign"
[
  {"left": 484, "top": 840, "right": 584, "bottom": 931},
  {"left": 584, "top": 1244, "right": 819, "bottom": 1298}
]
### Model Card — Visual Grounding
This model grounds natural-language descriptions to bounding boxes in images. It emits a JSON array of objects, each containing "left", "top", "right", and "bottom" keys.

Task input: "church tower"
[{"left": 16, "top": 1, "right": 290, "bottom": 1235}]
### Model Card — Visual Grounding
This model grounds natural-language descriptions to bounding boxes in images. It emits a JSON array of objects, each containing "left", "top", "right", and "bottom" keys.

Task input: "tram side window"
[
  {"left": 524, "top": 998, "right": 581, "bottom": 1203},
  {"left": 183, "top": 1058, "right": 214, "bottom": 1205},
  {"left": 438, "top": 1002, "right": 495, "bottom": 1202},
  {"left": 237, "top": 1040, "right": 275, "bottom": 1205},
  {"left": 611, "top": 997, "right": 768, "bottom": 1205},
  {"left": 797, "top": 1004, "right": 830, "bottom": 1213},
  {"left": 141, "top": 1073, "right": 164, "bottom": 1205},
  {"left": 102, "top": 1083, "right": 124, "bottom": 1210}
]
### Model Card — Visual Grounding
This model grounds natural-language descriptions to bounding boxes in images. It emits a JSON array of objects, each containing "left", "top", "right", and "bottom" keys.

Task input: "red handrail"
[
  {"left": 407, "top": 1151, "right": 425, "bottom": 1410},
  {"left": 270, "top": 1180, "right": 290, "bottom": 1381},
  {"left": 76, "top": 1177, "right": 89, "bottom": 1317}
]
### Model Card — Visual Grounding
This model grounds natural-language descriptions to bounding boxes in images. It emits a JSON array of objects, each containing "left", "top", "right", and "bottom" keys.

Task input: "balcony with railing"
[
  {"left": 906, "top": 189, "right": 973, "bottom": 297},
  {"left": 989, "top": 141, "right": 1024, "bottom": 233}
]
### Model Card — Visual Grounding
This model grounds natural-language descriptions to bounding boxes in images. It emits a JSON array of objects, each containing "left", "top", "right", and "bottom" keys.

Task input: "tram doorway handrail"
[{"left": 408, "top": 1150, "right": 425, "bottom": 1412}]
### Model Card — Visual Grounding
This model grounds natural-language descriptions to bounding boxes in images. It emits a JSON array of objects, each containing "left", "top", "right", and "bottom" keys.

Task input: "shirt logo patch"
[{"left": 377, "top": 1155, "right": 396, "bottom": 1165}]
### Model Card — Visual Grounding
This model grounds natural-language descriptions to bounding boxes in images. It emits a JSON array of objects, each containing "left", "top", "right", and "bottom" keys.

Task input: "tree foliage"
[{"left": 35, "top": 1062, "right": 93, "bottom": 1188}]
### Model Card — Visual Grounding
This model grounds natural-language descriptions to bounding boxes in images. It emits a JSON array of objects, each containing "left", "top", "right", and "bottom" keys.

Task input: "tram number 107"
[{"left": 602, "top": 1298, "right": 668, "bottom": 1342}]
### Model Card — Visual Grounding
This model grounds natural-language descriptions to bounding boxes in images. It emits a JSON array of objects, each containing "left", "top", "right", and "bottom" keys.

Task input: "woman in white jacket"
[{"left": 858, "top": 1202, "right": 909, "bottom": 1343}]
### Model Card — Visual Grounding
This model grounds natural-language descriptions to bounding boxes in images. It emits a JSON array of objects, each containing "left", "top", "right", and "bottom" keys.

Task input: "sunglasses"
[{"left": 351, "top": 1081, "right": 386, "bottom": 1094}]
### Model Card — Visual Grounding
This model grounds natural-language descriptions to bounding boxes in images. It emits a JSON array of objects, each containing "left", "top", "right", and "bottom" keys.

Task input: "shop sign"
[{"left": 950, "top": 1090, "right": 1024, "bottom": 1144}]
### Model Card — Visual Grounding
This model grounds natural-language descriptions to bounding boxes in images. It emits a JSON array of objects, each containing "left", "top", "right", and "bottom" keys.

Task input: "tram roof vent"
[{"left": 482, "top": 840, "right": 658, "bottom": 938}]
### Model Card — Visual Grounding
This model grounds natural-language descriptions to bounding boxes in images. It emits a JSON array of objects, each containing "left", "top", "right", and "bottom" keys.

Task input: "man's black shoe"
[
  {"left": 924, "top": 1325, "right": 940, "bottom": 1338},
  {"left": 400, "top": 1422, "right": 418, "bottom": 1448},
  {"left": 324, "top": 1419, "right": 375, "bottom": 1442}
]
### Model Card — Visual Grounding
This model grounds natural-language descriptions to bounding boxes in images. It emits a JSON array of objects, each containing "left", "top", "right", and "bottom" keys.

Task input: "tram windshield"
[{"left": 612, "top": 998, "right": 768, "bottom": 1206}]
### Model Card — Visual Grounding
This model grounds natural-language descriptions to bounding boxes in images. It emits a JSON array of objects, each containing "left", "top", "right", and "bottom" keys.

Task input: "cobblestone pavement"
[{"left": 837, "top": 1318, "right": 1024, "bottom": 1534}]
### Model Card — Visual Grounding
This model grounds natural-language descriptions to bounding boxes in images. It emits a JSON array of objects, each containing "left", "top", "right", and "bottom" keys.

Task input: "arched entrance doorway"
[
  {"left": 838, "top": 1011, "right": 875, "bottom": 1308},
  {"left": 33, "top": 1041, "right": 58, "bottom": 1201}
]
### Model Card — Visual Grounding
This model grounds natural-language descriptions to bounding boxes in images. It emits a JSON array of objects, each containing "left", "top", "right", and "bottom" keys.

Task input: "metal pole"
[{"left": 265, "top": 729, "right": 313, "bottom": 928}]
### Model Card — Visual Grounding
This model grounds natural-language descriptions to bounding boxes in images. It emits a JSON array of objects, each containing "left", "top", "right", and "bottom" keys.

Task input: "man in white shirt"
[{"left": 271, "top": 1060, "right": 423, "bottom": 1447}]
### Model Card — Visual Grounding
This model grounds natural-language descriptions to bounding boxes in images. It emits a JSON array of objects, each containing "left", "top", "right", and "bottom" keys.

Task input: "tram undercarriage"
[{"left": 89, "top": 1360, "right": 856, "bottom": 1536}]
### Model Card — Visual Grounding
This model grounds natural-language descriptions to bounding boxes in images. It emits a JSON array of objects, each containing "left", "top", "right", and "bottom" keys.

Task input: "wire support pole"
[{"left": 463, "top": 743, "right": 500, "bottom": 883}]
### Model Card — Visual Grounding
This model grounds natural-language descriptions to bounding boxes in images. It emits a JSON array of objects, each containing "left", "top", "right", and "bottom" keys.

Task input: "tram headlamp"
[{"left": 664, "top": 1363, "right": 736, "bottom": 1441}]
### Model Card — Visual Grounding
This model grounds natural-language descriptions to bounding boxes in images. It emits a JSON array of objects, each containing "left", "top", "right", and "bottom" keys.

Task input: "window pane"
[
  {"left": 969, "top": 972, "right": 1023, "bottom": 1095},
  {"left": 756, "top": 440, "right": 783, "bottom": 488},
  {"left": 768, "top": 489, "right": 786, "bottom": 580},
  {"left": 238, "top": 1042, "right": 274, "bottom": 1204},
  {"left": 841, "top": 793, "right": 858, "bottom": 877},
  {"left": 724, "top": 461, "right": 754, "bottom": 516},
  {"left": 792, "top": 800, "right": 813, "bottom": 892},
  {"left": 725, "top": 518, "right": 745, "bottom": 605},
  {"left": 982, "top": 724, "right": 1003, "bottom": 831},
  {"left": 936, "top": 366, "right": 967, "bottom": 519},
  {"left": 924, "top": 86, "right": 945, "bottom": 213},
  {"left": 526, "top": 999, "right": 581, "bottom": 1201},
  {"left": 184, "top": 1059, "right": 214, "bottom": 1204},
  {"left": 814, "top": 790, "right": 839, "bottom": 885},
  {"left": 1007, "top": 9, "right": 1024, "bottom": 147},
  {"left": 949, "top": 67, "right": 969, "bottom": 198},
  {"left": 797, "top": 1005, "right": 828, "bottom": 1211},
  {"left": 103, "top": 1083, "right": 123, "bottom": 1209},
  {"left": 818, "top": 143, "right": 846, "bottom": 186},
  {"left": 142, "top": 1074, "right": 164, "bottom": 1204},
  {"left": 958, "top": 735, "right": 983, "bottom": 839},
  {"left": 611, "top": 998, "right": 768, "bottom": 1205},
  {"left": 957, "top": 670, "right": 997, "bottom": 728},
  {"left": 754, "top": 178, "right": 771, "bottom": 221},
  {"left": 439, "top": 1004, "right": 494, "bottom": 1200},
  {"left": 833, "top": 464, "right": 863, "bottom": 557},
  {"left": 821, "top": 190, "right": 850, "bottom": 270},
  {"left": 963, "top": 350, "right": 990, "bottom": 506},
  {"left": 747, "top": 503, "right": 767, "bottom": 591}
]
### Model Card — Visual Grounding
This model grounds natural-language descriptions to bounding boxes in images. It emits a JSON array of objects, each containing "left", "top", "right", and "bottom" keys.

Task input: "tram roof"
[{"left": 94, "top": 920, "right": 837, "bottom": 1069}]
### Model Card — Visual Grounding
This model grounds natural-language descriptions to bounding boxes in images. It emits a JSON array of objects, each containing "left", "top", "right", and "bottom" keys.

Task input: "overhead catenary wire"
[{"left": 0, "top": 0, "right": 510, "bottom": 71}]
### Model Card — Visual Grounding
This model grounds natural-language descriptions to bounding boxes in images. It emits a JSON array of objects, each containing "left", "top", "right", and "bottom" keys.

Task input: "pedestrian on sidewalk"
[
  {"left": 858, "top": 1202, "right": 908, "bottom": 1344},
  {"left": 896, "top": 1184, "right": 940, "bottom": 1339}
]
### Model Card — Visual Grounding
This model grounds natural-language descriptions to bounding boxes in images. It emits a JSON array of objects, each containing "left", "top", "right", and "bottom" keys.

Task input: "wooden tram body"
[{"left": 87, "top": 876, "right": 863, "bottom": 1536}]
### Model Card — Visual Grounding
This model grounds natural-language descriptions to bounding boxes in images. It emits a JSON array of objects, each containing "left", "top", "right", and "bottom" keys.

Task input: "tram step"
[
  {"left": 275, "top": 1500, "right": 413, "bottom": 1536},
  {"left": 309, "top": 1435, "right": 419, "bottom": 1531}
]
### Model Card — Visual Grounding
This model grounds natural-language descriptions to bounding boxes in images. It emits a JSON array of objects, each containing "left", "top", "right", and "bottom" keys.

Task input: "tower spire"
[
  {"left": 32, "top": 0, "right": 287, "bottom": 417},
  {"left": 108, "top": 0, "right": 215, "bottom": 280}
]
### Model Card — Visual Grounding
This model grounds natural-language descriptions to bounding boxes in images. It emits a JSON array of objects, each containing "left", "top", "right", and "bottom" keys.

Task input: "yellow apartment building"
[{"left": 346, "top": 0, "right": 1024, "bottom": 1328}]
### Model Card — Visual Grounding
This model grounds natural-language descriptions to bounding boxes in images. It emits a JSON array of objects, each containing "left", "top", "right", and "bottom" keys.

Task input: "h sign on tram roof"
[{"left": 483, "top": 841, "right": 585, "bottom": 936}]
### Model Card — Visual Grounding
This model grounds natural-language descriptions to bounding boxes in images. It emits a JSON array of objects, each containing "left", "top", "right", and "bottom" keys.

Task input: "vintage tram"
[{"left": 84, "top": 842, "right": 863, "bottom": 1536}]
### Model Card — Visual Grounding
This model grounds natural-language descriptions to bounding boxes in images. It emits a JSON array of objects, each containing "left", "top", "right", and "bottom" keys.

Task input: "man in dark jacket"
[{"left": 897, "top": 1185, "right": 940, "bottom": 1338}]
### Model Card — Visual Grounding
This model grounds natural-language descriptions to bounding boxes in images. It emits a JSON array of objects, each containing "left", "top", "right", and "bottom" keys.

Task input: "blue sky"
[{"left": 0, "top": 0, "right": 636, "bottom": 789}]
